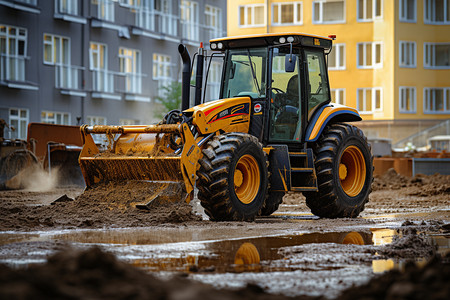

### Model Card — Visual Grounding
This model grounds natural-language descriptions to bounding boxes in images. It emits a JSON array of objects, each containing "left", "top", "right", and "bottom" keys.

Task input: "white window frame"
[
  {"left": 357, "top": 42, "right": 383, "bottom": 69},
  {"left": 90, "top": 42, "right": 115, "bottom": 93},
  {"left": 424, "top": 0, "right": 450, "bottom": 24},
  {"left": 331, "top": 88, "right": 346, "bottom": 105},
  {"left": 424, "top": 43, "right": 450, "bottom": 69},
  {"left": 399, "top": 87, "right": 417, "bottom": 113},
  {"left": 206, "top": 61, "right": 222, "bottom": 101},
  {"left": 357, "top": 0, "right": 383, "bottom": 22},
  {"left": 43, "top": 33, "right": 70, "bottom": 65},
  {"left": 424, "top": 87, "right": 450, "bottom": 114},
  {"left": 272, "top": 2, "right": 303, "bottom": 26},
  {"left": 399, "top": 41, "right": 416, "bottom": 68},
  {"left": 97, "top": 0, "right": 115, "bottom": 22},
  {"left": 239, "top": 4, "right": 266, "bottom": 27},
  {"left": 328, "top": 43, "right": 346, "bottom": 70},
  {"left": 357, "top": 87, "right": 383, "bottom": 114},
  {"left": 312, "top": 0, "right": 346, "bottom": 24},
  {"left": 119, "top": 47, "right": 142, "bottom": 94},
  {"left": 153, "top": 53, "right": 172, "bottom": 97},
  {"left": 55, "top": 0, "right": 78, "bottom": 15},
  {"left": 205, "top": 5, "right": 222, "bottom": 32},
  {"left": 8, "top": 108, "right": 29, "bottom": 140},
  {"left": 41, "top": 111, "right": 71, "bottom": 125},
  {"left": 0, "top": 24, "right": 27, "bottom": 82},
  {"left": 181, "top": 1, "right": 199, "bottom": 41},
  {"left": 400, "top": 0, "right": 417, "bottom": 22}
]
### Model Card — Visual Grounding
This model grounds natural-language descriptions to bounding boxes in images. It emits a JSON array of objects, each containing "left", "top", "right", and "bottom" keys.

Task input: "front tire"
[
  {"left": 304, "top": 123, "right": 373, "bottom": 218},
  {"left": 197, "top": 133, "right": 269, "bottom": 221},
  {"left": 259, "top": 191, "right": 284, "bottom": 216}
]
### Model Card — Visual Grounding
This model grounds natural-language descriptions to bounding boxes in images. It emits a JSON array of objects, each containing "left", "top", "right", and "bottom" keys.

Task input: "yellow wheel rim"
[
  {"left": 342, "top": 232, "right": 365, "bottom": 245},
  {"left": 339, "top": 146, "right": 366, "bottom": 197},
  {"left": 234, "top": 154, "right": 260, "bottom": 204}
]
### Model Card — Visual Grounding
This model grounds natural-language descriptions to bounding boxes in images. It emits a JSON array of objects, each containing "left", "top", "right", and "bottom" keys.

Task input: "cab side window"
[{"left": 305, "top": 50, "right": 330, "bottom": 118}]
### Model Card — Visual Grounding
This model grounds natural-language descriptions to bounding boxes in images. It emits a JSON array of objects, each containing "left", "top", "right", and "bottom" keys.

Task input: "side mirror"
[{"left": 285, "top": 55, "right": 296, "bottom": 72}]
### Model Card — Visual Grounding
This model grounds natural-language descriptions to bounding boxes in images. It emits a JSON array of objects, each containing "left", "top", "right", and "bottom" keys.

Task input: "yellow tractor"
[{"left": 79, "top": 33, "right": 373, "bottom": 221}]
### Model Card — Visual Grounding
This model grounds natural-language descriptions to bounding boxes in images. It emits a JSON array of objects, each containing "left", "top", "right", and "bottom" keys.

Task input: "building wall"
[
  {"left": 0, "top": 0, "right": 227, "bottom": 139},
  {"left": 227, "top": 0, "right": 450, "bottom": 144}
]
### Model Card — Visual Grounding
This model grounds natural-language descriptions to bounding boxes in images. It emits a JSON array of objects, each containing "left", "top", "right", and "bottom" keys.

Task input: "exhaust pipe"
[
  {"left": 178, "top": 44, "right": 191, "bottom": 111},
  {"left": 194, "top": 43, "right": 205, "bottom": 106}
]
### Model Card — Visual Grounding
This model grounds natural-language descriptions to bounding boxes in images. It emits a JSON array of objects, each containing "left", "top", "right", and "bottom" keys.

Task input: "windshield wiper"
[{"left": 246, "top": 49, "right": 260, "bottom": 94}]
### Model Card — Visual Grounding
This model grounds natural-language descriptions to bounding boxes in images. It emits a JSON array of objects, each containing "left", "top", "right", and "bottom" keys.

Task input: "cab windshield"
[{"left": 221, "top": 48, "right": 267, "bottom": 99}]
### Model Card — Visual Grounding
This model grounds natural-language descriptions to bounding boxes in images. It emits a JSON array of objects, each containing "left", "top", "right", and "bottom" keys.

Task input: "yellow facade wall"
[{"left": 227, "top": 0, "right": 450, "bottom": 125}]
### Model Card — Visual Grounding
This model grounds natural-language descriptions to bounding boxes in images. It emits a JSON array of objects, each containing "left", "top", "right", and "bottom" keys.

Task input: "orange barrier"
[{"left": 373, "top": 157, "right": 412, "bottom": 177}]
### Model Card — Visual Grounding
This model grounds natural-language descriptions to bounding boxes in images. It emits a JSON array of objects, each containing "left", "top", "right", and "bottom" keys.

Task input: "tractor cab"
[{"left": 209, "top": 33, "right": 333, "bottom": 147}]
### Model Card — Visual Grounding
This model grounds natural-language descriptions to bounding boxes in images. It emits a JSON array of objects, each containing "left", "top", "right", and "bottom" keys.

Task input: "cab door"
[{"left": 268, "top": 49, "right": 302, "bottom": 143}]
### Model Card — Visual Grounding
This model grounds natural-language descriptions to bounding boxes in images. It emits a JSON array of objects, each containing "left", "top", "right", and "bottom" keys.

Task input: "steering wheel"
[{"left": 270, "top": 87, "right": 288, "bottom": 109}]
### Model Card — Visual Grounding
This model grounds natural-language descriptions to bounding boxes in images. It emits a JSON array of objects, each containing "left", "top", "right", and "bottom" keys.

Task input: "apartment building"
[
  {"left": 227, "top": 0, "right": 450, "bottom": 146},
  {"left": 0, "top": 0, "right": 226, "bottom": 140}
]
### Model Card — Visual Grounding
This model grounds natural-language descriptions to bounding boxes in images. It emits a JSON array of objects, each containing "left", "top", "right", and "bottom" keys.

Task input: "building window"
[
  {"left": 119, "top": 119, "right": 139, "bottom": 125},
  {"left": 90, "top": 42, "right": 114, "bottom": 93},
  {"left": 95, "top": 0, "right": 115, "bottom": 22},
  {"left": 9, "top": 108, "right": 28, "bottom": 140},
  {"left": 357, "top": 0, "right": 382, "bottom": 21},
  {"left": 399, "top": 87, "right": 416, "bottom": 113},
  {"left": 357, "top": 42, "right": 383, "bottom": 68},
  {"left": 119, "top": 48, "right": 142, "bottom": 94},
  {"left": 0, "top": 25, "right": 27, "bottom": 82},
  {"left": 86, "top": 116, "right": 107, "bottom": 144},
  {"left": 239, "top": 4, "right": 265, "bottom": 27},
  {"left": 41, "top": 111, "right": 70, "bottom": 124},
  {"left": 272, "top": 2, "right": 303, "bottom": 25},
  {"left": 328, "top": 43, "right": 345, "bottom": 70},
  {"left": 331, "top": 88, "right": 345, "bottom": 105},
  {"left": 357, "top": 87, "right": 382, "bottom": 114},
  {"left": 424, "top": 88, "right": 450, "bottom": 113},
  {"left": 424, "top": 43, "right": 450, "bottom": 69},
  {"left": 400, "top": 0, "right": 416, "bottom": 22},
  {"left": 43, "top": 34, "right": 69, "bottom": 65},
  {"left": 205, "top": 5, "right": 222, "bottom": 40},
  {"left": 55, "top": 0, "right": 78, "bottom": 15},
  {"left": 424, "top": 0, "right": 450, "bottom": 24},
  {"left": 153, "top": 53, "right": 171, "bottom": 97},
  {"left": 181, "top": 1, "right": 199, "bottom": 41},
  {"left": 399, "top": 41, "right": 416, "bottom": 68},
  {"left": 136, "top": 0, "right": 176, "bottom": 36},
  {"left": 312, "top": 0, "right": 345, "bottom": 24}
]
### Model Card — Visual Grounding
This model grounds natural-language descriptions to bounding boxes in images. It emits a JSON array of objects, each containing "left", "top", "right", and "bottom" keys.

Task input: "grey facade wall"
[{"left": 0, "top": 0, "right": 227, "bottom": 139}]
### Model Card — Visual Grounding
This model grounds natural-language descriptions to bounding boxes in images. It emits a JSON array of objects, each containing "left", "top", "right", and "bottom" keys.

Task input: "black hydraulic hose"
[{"left": 178, "top": 44, "right": 191, "bottom": 111}]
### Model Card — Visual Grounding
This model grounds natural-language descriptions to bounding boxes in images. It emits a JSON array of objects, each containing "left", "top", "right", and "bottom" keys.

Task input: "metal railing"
[
  {"left": 55, "top": 64, "right": 84, "bottom": 90},
  {"left": 136, "top": 9, "right": 178, "bottom": 36},
  {"left": 181, "top": 20, "right": 200, "bottom": 42},
  {"left": 0, "top": 54, "right": 26, "bottom": 82},
  {"left": 55, "top": 0, "right": 78, "bottom": 15},
  {"left": 91, "top": 69, "right": 116, "bottom": 93},
  {"left": 116, "top": 72, "right": 147, "bottom": 94}
]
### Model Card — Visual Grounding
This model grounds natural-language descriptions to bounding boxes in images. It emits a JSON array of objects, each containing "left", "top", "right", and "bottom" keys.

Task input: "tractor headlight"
[
  {"left": 217, "top": 42, "right": 223, "bottom": 49},
  {"left": 287, "top": 36, "right": 294, "bottom": 43},
  {"left": 210, "top": 43, "right": 217, "bottom": 50},
  {"left": 278, "top": 37, "right": 286, "bottom": 44}
]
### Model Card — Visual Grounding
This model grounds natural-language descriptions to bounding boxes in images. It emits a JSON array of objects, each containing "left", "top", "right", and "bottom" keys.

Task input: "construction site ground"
[{"left": 0, "top": 169, "right": 449, "bottom": 299}]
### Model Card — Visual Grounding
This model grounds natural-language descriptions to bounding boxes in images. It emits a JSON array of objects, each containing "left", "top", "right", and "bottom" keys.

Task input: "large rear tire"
[
  {"left": 304, "top": 123, "right": 373, "bottom": 218},
  {"left": 259, "top": 191, "right": 284, "bottom": 216},
  {"left": 197, "top": 133, "right": 269, "bottom": 221}
]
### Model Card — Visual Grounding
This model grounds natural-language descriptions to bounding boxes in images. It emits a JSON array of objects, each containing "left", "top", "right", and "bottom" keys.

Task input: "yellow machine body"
[{"left": 78, "top": 97, "right": 252, "bottom": 205}]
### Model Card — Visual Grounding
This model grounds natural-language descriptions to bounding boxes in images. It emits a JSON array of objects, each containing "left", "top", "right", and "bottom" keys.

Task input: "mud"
[
  {"left": 0, "top": 246, "right": 448, "bottom": 300},
  {"left": 0, "top": 181, "right": 200, "bottom": 231}
]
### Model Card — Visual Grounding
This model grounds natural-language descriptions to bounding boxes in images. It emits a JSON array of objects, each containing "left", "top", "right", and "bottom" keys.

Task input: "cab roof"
[{"left": 210, "top": 33, "right": 333, "bottom": 51}]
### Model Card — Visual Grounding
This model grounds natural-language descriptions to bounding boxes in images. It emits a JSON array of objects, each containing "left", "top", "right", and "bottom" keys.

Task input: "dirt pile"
[
  {"left": 0, "top": 247, "right": 448, "bottom": 300},
  {"left": 372, "top": 168, "right": 450, "bottom": 195},
  {"left": 0, "top": 181, "right": 201, "bottom": 231},
  {"left": 0, "top": 247, "right": 318, "bottom": 300}
]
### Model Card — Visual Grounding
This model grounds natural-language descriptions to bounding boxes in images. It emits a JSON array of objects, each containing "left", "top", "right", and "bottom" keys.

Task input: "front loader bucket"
[{"left": 78, "top": 124, "right": 193, "bottom": 207}]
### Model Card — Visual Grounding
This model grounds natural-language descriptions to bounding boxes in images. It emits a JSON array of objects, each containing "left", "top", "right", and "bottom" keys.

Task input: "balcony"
[
  {"left": 203, "top": 25, "right": 225, "bottom": 42},
  {"left": 181, "top": 20, "right": 200, "bottom": 44},
  {"left": 116, "top": 72, "right": 150, "bottom": 102},
  {"left": 0, "top": 54, "right": 38, "bottom": 90},
  {"left": 0, "top": 0, "right": 40, "bottom": 14},
  {"left": 55, "top": 64, "right": 86, "bottom": 97},
  {"left": 133, "top": 10, "right": 179, "bottom": 42},
  {"left": 91, "top": 69, "right": 121, "bottom": 100},
  {"left": 54, "top": 0, "right": 87, "bottom": 24}
]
